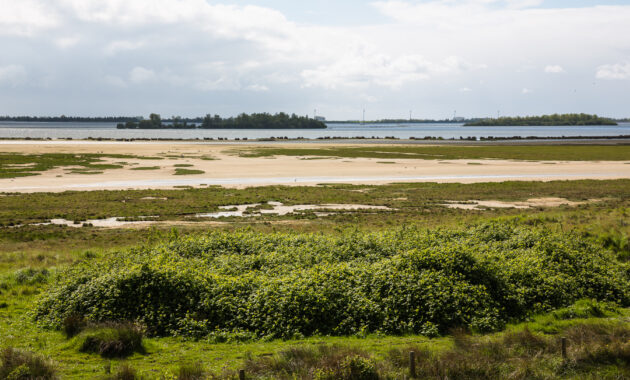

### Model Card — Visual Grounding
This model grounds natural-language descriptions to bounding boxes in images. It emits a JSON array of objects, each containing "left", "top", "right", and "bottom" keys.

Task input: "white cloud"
[
  {"left": 129, "top": 67, "right": 156, "bottom": 84},
  {"left": 195, "top": 77, "right": 241, "bottom": 92},
  {"left": 544, "top": 65, "right": 565, "bottom": 74},
  {"left": 505, "top": 0, "right": 544, "bottom": 9},
  {"left": 53, "top": 36, "right": 81, "bottom": 49},
  {"left": 0, "top": 0, "right": 59, "bottom": 36},
  {"left": 0, "top": 0, "right": 629, "bottom": 118},
  {"left": 0, "top": 65, "right": 27, "bottom": 86},
  {"left": 246, "top": 84, "right": 269, "bottom": 92},
  {"left": 522, "top": 88, "right": 532, "bottom": 94},
  {"left": 360, "top": 94, "right": 378, "bottom": 103},
  {"left": 596, "top": 63, "right": 630, "bottom": 80},
  {"left": 301, "top": 54, "right": 470, "bottom": 89},
  {"left": 104, "top": 40, "right": 144, "bottom": 55},
  {"left": 371, "top": 2, "right": 630, "bottom": 62},
  {"left": 103, "top": 75, "right": 127, "bottom": 88}
]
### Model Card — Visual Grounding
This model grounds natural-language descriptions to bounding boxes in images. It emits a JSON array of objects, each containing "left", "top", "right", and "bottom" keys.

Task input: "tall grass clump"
[
  {"left": 105, "top": 363, "right": 140, "bottom": 380},
  {"left": 77, "top": 323, "right": 145, "bottom": 358},
  {"left": 177, "top": 362, "right": 206, "bottom": 380},
  {"left": 241, "top": 345, "right": 378, "bottom": 380},
  {"left": 35, "top": 222, "right": 630, "bottom": 339},
  {"left": 0, "top": 347, "right": 57, "bottom": 379}
]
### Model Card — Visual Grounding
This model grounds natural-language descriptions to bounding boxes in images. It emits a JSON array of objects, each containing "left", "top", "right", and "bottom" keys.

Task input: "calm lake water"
[{"left": 1, "top": 121, "right": 629, "bottom": 140}]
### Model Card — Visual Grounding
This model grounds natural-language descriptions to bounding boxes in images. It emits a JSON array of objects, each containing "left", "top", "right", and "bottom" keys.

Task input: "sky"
[{"left": 0, "top": 0, "right": 629, "bottom": 120}]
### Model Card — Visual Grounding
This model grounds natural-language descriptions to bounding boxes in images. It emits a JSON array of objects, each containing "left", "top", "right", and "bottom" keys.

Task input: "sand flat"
[{"left": 1, "top": 142, "right": 630, "bottom": 192}]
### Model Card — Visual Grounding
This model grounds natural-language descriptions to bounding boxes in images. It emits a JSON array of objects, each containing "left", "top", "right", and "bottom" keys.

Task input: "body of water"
[{"left": 0, "top": 121, "right": 629, "bottom": 140}]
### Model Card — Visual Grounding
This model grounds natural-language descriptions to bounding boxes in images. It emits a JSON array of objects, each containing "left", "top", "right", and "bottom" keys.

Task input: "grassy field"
[
  {"left": 0, "top": 153, "right": 163, "bottom": 179},
  {"left": 1, "top": 178, "right": 630, "bottom": 379},
  {"left": 3, "top": 180, "right": 630, "bottom": 226},
  {"left": 236, "top": 144, "right": 630, "bottom": 161}
]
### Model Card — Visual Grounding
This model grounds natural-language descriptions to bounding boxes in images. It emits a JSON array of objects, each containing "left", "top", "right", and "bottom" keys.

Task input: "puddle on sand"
[
  {"left": 442, "top": 197, "right": 591, "bottom": 210},
  {"left": 197, "top": 201, "right": 391, "bottom": 218},
  {"left": 19, "top": 202, "right": 391, "bottom": 228},
  {"left": 33, "top": 217, "right": 157, "bottom": 228}
]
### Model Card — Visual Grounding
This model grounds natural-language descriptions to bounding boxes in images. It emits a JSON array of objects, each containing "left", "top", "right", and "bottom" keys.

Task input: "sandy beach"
[{"left": 1, "top": 141, "right": 630, "bottom": 193}]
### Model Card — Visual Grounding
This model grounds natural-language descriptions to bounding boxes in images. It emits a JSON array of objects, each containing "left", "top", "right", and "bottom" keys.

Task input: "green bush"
[
  {"left": 78, "top": 323, "right": 145, "bottom": 358},
  {"left": 0, "top": 347, "right": 56, "bottom": 379},
  {"left": 35, "top": 223, "right": 630, "bottom": 339},
  {"left": 340, "top": 356, "right": 379, "bottom": 380},
  {"left": 13, "top": 268, "right": 49, "bottom": 285}
]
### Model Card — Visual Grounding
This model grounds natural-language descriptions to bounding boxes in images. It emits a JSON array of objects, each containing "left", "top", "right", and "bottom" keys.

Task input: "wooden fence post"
[
  {"left": 239, "top": 369, "right": 245, "bottom": 380},
  {"left": 409, "top": 351, "right": 416, "bottom": 378},
  {"left": 561, "top": 337, "right": 567, "bottom": 360}
]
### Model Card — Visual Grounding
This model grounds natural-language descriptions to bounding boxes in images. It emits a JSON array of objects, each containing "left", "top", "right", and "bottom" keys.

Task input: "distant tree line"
[
  {"left": 465, "top": 114, "right": 617, "bottom": 126},
  {"left": 117, "top": 113, "right": 326, "bottom": 129},
  {"left": 329, "top": 119, "right": 472, "bottom": 124},
  {"left": 0, "top": 115, "right": 139, "bottom": 122}
]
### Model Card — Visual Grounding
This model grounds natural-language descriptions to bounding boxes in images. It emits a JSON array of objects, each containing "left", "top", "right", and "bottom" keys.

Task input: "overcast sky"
[{"left": 1, "top": 0, "right": 629, "bottom": 120}]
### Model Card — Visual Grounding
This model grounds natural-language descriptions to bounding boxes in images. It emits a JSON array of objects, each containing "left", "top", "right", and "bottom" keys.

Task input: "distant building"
[
  {"left": 453, "top": 116, "right": 465, "bottom": 122},
  {"left": 315, "top": 116, "right": 326, "bottom": 121}
]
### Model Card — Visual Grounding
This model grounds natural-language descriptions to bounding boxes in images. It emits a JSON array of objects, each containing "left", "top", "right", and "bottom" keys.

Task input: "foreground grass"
[
  {"left": 1, "top": 179, "right": 629, "bottom": 378},
  {"left": 1, "top": 275, "right": 629, "bottom": 379},
  {"left": 237, "top": 144, "right": 630, "bottom": 161}
]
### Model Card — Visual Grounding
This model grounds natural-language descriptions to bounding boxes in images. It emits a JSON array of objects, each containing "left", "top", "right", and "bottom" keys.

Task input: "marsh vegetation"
[{"left": 2, "top": 176, "right": 630, "bottom": 378}]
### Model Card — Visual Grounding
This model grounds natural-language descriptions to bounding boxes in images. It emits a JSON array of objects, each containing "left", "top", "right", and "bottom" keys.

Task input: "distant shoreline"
[
  {"left": 464, "top": 114, "right": 618, "bottom": 127},
  {"left": 2, "top": 135, "right": 630, "bottom": 145}
]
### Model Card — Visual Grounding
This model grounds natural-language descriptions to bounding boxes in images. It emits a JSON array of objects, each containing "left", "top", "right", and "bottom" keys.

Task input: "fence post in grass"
[
  {"left": 409, "top": 351, "right": 416, "bottom": 378},
  {"left": 561, "top": 337, "right": 567, "bottom": 360},
  {"left": 239, "top": 369, "right": 245, "bottom": 380}
]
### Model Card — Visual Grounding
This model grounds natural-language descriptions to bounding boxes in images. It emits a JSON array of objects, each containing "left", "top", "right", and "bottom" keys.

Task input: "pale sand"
[
  {"left": 1, "top": 142, "right": 630, "bottom": 193},
  {"left": 441, "top": 197, "right": 598, "bottom": 210}
]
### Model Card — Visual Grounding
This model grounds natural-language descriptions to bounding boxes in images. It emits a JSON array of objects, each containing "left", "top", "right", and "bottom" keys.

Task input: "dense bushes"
[{"left": 35, "top": 223, "right": 630, "bottom": 339}]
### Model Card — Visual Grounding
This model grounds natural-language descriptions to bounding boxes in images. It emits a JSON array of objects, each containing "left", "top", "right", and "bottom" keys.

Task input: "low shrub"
[
  {"left": 13, "top": 267, "right": 49, "bottom": 285},
  {"left": 0, "top": 347, "right": 56, "bottom": 379},
  {"left": 35, "top": 223, "right": 630, "bottom": 339},
  {"left": 78, "top": 323, "right": 145, "bottom": 358},
  {"left": 62, "top": 314, "right": 87, "bottom": 338},
  {"left": 339, "top": 356, "right": 379, "bottom": 380}
]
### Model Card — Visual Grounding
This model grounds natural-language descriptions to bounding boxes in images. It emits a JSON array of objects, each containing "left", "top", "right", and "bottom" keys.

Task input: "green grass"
[
  {"left": 66, "top": 170, "right": 104, "bottom": 175},
  {"left": 236, "top": 144, "right": 630, "bottom": 161},
  {"left": 1, "top": 272, "right": 629, "bottom": 379},
  {"left": 1, "top": 180, "right": 630, "bottom": 263},
  {"left": 0, "top": 153, "right": 157, "bottom": 179},
  {"left": 1, "top": 178, "right": 630, "bottom": 378},
  {"left": 174, "top": 164, "right": 194, "bottom": 168},
  {"left": 174, "top": 168, "right": 205, "bottom": 175},
  {"left": 130, "top": 166, "right": 161, "bottom": 171},
  {"left": 2, "top": 179, "right": 630, "bottom": 226},
  {"left": 0, "top": 222, "right": 629, "bottom": 378}
]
